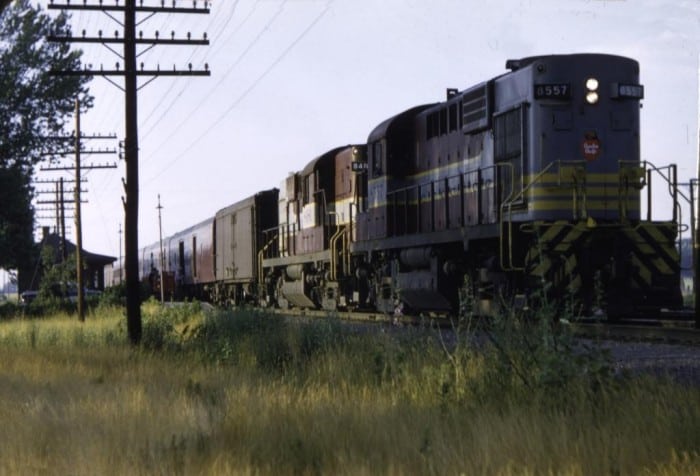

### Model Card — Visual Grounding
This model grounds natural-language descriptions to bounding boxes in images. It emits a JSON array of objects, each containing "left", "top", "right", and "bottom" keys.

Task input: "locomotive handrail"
[
  {"left": 617, "top": 161, "right": 647, "bottom": 222},
  {"left": 385, "top": 166, "right": 498, "bottom": 235},
  {"left": 257, "top": 232, "right": 278, "bottom": 291},
  {"left": 620, "top": 160, "right": 682, "bottom": 223},
  {"left": 500, "top": 160, "right": 552, "bottom": 271},
  {"left": 329, "top": 224, "right": 350, "bottom": 281},
  {"left": 328, "top": 218, "right": 342, "bottom": 280},
  {"left": 622, "top": 161, "right": 690, "bottom": 272},
  {"left": 499, "top": 159, "right": 589, "bottom": 271}
]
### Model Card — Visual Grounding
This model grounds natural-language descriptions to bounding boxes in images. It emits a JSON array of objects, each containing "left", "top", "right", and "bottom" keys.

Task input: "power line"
[
  {"left": 138, "top": 1, "right": 239, "bottom": 134},
  {"left": 144, "top": 0, "right": 333, "bottom": 185},
  {"left": 140, "top": 0, "right": 270, "bottom": 146}
]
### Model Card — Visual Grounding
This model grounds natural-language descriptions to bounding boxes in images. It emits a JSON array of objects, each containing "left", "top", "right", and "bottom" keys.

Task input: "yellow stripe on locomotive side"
[
  {"left": 531, "top": 200, "right": 640, "bottom": 212},
  {"left": 524, "top": 171, "right": 643, "bottom": 185},
  {"left": 369, "top": 171, "right": 639, "bottom": 193}
]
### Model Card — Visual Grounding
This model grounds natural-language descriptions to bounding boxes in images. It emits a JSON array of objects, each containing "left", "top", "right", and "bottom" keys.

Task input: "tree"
[{"left": 0, "top": 0, "right": 92, "bottom": 270}]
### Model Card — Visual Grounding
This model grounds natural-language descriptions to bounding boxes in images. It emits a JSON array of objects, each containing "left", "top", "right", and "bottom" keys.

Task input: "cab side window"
[
  {"left": 494, "top": 104, "right": 526, "bottom": 204},
  {"left": 371, "top": 141, "right": 383, "bottom": 177}
]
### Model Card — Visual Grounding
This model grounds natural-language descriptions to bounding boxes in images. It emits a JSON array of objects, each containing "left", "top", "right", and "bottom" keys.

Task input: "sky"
[{"left": 31, "top": 0, "right": 700, "bottom": 261}]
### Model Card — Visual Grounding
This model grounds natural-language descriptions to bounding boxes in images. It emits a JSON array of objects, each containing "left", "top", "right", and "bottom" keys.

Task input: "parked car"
[{"left": 19, "top": 290, "right": 38, "bottom": 305}]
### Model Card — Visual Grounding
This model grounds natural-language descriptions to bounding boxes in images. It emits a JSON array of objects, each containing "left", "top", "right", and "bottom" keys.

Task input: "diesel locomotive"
[{"left": 120, "top": 53, "right": 683, "bottom": 318}]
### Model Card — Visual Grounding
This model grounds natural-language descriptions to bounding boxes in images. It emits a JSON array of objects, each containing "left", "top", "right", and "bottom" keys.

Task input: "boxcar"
[{"left": 213, "top": 189, "right": 279, "bottom": 305}]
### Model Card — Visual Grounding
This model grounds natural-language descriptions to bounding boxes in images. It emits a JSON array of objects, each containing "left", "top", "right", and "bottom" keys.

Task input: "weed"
[{"left": 0, "top": 307, "right": 696, "bottom": 474}]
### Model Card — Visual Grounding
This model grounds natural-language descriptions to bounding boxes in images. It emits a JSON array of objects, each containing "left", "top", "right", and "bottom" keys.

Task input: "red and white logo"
[{"left": 582, "top": 133, "right": 601, "bottom": 161}]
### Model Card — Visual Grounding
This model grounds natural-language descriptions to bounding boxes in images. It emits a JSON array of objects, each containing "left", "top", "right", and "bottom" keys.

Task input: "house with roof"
[{"left": 18, "top": 226, "right": 116, "bottom": 294}]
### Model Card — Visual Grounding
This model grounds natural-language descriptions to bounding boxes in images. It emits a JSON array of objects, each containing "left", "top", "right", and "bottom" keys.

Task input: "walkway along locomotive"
[{"left": 124, "top": 53, "right": 683, "bottom": 318}]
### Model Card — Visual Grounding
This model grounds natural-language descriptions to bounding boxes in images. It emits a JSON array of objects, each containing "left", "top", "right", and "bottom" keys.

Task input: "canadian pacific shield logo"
[{"left": 582, "top": 132, "right": 601, "bottom": 161}]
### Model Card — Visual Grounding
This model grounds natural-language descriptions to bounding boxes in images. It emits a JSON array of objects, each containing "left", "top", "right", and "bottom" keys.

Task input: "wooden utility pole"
[
  {"left": 34, "top": 177, "right": 72, "bottom": 259},
  {"left": 157, "top": 194, "right": 165, "bottom": 303},
  {"left": 59, "top": 178, "right": 66, "bottom": 261},
  {"left": 48, "top": 0, "right": 210, "bottom": 344},
  {"left": 123, "top": 0, "right": 141, "bottom": 340},
  {"left": 41, "top": 117, "right": 116, "bottom": 321},
  {"left": 74, "top": 99, "right": 85, "bottom": 320},
  {"left": 696, "top": 53, "right": 700, "bottom": 330},
  {"left": 34, "top": 177, "right": 84, "bottom": 252},
  {"left": 118, "top": 223, "right": 123, "bottom": 285}
]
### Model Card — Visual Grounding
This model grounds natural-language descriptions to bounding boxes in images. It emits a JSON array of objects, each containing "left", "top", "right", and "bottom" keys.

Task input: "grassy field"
[{"left": 0, "top": 301, "right": 697, "bottom": 475}]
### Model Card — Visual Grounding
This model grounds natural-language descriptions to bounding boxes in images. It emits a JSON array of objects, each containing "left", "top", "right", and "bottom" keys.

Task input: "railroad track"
[
  {"left": 267, "top": 307, "right": 700, "bottom": 345},
  {"left": 571, "top": 319, "right": 700, "bottom": 346}
]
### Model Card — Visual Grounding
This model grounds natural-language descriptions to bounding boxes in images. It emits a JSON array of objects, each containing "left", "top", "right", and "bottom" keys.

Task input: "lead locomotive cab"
[
  {"left": 497, "top": 54, "right": 645, "bottom": 223},
  {"left": 353, "top": 53, "right": 681, "bottom": 318}
]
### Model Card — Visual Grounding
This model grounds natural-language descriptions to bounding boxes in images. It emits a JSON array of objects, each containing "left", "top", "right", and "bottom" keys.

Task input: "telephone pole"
[
  {"left": 74, "top": 99, "right": 84, "bottom": 319},
  {"left": 34, "top": 177, "right": 74, "bottom": 259},
  {"left": 696, "top": 53, "right": 700, "bottom": 329},
  {"left": 34, "top": 177, "right": 85, "bottom": 250},
  {"left": 118, "top": 223, "right": 123, "bottom": 285},
  {"left": 40, "top": 102, "right": 117, "bottom": 321},
  {"left": 48, "top": 0, "right": 210, "bottom": 344},
  {"left": 157, "top": 194, "right": 165, "bottom": 303}
]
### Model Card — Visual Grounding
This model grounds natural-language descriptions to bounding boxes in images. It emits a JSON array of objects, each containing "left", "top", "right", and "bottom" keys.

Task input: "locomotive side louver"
[{"left": 461, "top": 83, "right": 491, "bottom": 133}]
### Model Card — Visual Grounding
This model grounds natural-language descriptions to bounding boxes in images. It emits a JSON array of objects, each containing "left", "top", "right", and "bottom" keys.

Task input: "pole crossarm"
[
  {"left": 35, "top": 207, "right": 76, "bottom": 211},
  {"left": 37, "top": 199, "right": 88, "bottom": 205},
  {"left": 35, "top": 189, "right": 86, "bottom": 195},
  {"left": 42, "top": 148, "right": 117, "bottom": 156},
  {"left": 48, "top": 1, "right": 211, "bottom": 14},
  {"left": 51, "top": 68, "right": 210, "bottom": 77},
  {"left": 41, "top": 163, "right": 117, "bottom": 171},
  {"left": 47, "top": 35, "right": 209, "bottom": 46},
  {"left": 45, "top": 134, "right": 118, "bottom": 141},
  {"left": 34, "top": 178, "right": 87, "bottom": 184},
  {"left": 36, "top": 215, "right": 74, "bottom": 221}
]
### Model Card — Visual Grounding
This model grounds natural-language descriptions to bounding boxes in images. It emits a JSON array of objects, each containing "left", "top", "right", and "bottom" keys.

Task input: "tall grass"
[{"left": 0, "top": 301, "right": 697, "bottom": 474}]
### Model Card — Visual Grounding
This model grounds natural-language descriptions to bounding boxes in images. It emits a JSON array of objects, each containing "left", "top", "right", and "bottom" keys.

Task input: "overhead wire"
[
  {"left": 87, "top": 5, "right": 226, "bottom": 201},
  {"left": 138, "top": 1, "right": 241, "bottom": 138},
  {"left": 37, "top": 0, "right": 334, "bottom": 250},
  {"left": 36, "top": 4, "right": 201, "bottom": 249},
  {"left": 140, "top": 0, "right": 272, "bottom": 148},
  {"left": 85, "top": 2, "right": 236, "bottom": 252},
  {"left": 144, "top": 0, "right": 334, "bottom": 185}
]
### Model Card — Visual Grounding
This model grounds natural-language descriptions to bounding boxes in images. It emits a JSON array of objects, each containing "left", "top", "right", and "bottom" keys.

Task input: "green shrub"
[
  {"left": 185, "top": 310, "right": 355, "bottom": 375},
  {"left": 0, "top": 301, "right": 21, "bottom": 319},
  {"left": 450, "top": 279, "right": 614, "bottom": 408}
]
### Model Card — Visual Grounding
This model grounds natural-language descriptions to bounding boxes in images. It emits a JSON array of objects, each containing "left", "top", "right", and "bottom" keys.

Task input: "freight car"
[
  {"left": 212, "top": 189, "right": 278, "bottom": 305},
  {"left": 135, "top": 191, "right": 278, "bottom": 304},
  {"left": 128, "top": 53, "right": 683, "bottom": 319}
]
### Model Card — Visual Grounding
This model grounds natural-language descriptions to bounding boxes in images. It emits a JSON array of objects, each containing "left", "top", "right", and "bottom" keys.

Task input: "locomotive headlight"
[
  {"left": 586, "top": 91, "right": 599, "bottom": 104},
  {"left": 585, "top": 77, "right": 599, "bottom": 104},
  {"left": 585, "top": 78, "right": 599, "bottom": 91}
]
